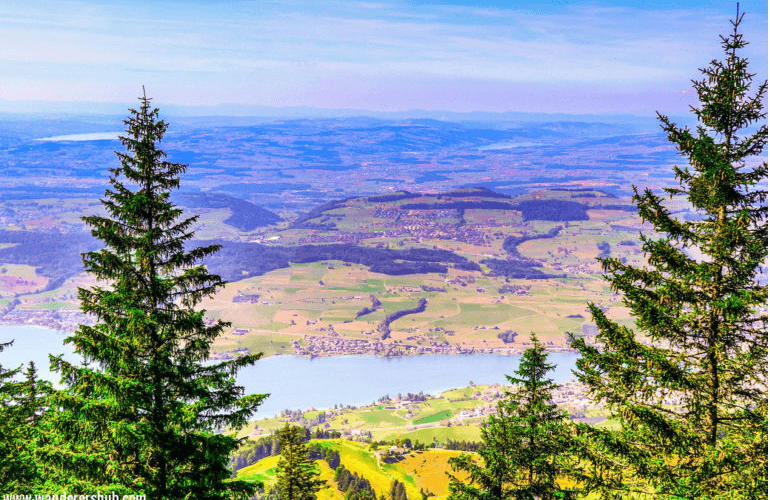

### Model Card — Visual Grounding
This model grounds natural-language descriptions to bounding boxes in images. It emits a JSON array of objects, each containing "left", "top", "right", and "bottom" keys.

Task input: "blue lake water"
[
  {"left": 0, "top": 325, "right": 578, "bottom": 418},
  {"left": 35, "top": 132, "right": 122, "bottom": 142}
]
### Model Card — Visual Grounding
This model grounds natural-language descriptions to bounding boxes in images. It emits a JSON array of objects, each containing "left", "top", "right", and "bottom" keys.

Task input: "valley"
[
  {"left": 0, "top": 115, "right": 691, "bottom": 358},
  {"left": 0, "top": 185, "right": 690, "bottom": 358}
]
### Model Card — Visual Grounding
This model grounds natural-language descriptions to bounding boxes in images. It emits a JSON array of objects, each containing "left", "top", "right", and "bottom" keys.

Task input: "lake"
[
  {"left": 36, "top": 132, "right": 122, "bottom": 142},
  {"left": 0, "top": 325, "right": 579, "bottom": 418}
]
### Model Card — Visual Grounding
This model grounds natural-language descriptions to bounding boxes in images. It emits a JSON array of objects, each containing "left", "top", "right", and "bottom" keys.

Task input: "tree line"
[{"left": 377, "top": 298, "right": 428, "bottom": 340}]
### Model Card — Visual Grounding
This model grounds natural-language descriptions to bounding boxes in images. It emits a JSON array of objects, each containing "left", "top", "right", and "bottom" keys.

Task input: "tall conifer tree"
[
  {"left": 0, "top": 343, "right": 34, "bottom": 493},
  {"left": 448, "top": 334, "right": 576, "bottom": 500},
  {"left": 571, "top": 8, "right": 767, "bottom": 499},
  {"left": 5, "top": 362, "right": 51, "bottom": 493},
  {"left": 0, "top": 343, "right": 52, "bottom": 493},
  {"left": 49, "top": 90, "right": 267, "bottom": 499},
  {"left": 0, "top": 340, "right": 21, "bottom": 492},
  {"left": 275, "top": 424, "right": 325, "bottom": 500}
]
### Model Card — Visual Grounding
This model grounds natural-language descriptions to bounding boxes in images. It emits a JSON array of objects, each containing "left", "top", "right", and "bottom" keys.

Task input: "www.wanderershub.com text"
[{"left": 3, "top": 493, "right": 146, "bottom": 500}]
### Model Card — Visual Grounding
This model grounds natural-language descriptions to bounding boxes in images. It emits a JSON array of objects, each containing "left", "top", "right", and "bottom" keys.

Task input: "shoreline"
[{"left": 0, "top": 314, "right": 583, "bottom": 359}]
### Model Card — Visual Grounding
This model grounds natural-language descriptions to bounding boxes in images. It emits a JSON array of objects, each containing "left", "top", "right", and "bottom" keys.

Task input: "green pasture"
[
  {"left": 378, "top": 297, "right": 427, "bottom": 315},
  {"left": 357, "top": 408, "right": 411, "bottom": 428},
  {"left": 431, "top": 302, "right": 533, "bottom": 330},
  {"left": 442, "top": 386, "right": 485, "bottom": 400},
  {"left": 326, "top": 439, "right": 419, "bottom": 498},
  {"left": 216, "top": 333, "right": 293, "bottom": 357},
  {"left": 414, "top": 410, "right": 452, "bottom": 425},
  {"left": 409, "top": 398, "right": 481, "bottom": 423},
  {"left": 370, "top": 424, "right": 482, "bottom": 443},
  {"left": 189, "top": 208, "right": 245, "bottom": 240},
  {"left": 236, "top": 455, "right": 280, "bottom": 483},
  {"left": 21, "top": 301, "right": 72, "bottom": 310}
]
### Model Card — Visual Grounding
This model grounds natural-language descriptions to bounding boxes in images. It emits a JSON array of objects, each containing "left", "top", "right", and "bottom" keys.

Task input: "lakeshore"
[
  {"left": 0, "top": 309, "right": 588, "bottom": 359},
  {"left": 0, "top": 324, "right": 582, "bottom": 418}
]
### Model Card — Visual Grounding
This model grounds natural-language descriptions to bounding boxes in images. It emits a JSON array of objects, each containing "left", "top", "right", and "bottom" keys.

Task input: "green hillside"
[{"left": 237, "top": 439, "right": 468, "bottom": 500}]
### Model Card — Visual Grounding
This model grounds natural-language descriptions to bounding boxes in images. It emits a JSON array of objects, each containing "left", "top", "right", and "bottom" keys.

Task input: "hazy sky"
[{"left": 1, "top": 0, "right": 767, "bottom": 115}]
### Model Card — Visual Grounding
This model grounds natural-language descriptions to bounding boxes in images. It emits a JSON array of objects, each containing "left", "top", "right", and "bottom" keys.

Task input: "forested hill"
[
  {"left": 176, "top": 192, "right": 281, "bottom": 231},
  {"left": 202, "top": 241, "right": 480, "bottom": 282},
  {"left": 0, "top": 234, "right": 475, "bottom": 295},
  {"left": 291, "top": 186, "right": 596, "bottom": 232},
  {"left": 0, "top": 230, "right": 98, "bottom": 291}
]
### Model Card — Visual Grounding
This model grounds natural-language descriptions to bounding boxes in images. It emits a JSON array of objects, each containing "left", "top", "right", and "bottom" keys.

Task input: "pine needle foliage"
[
  {"left": 0, "top": 348, "right": 50, "bottom": 493},
  {"left": 49, "top": 91, "right": 267, "bottom": 499},
  {"left": 0, "top": 341, "right": 21, "bottom": 490},
  {"left": 275, "top": 424, "right": 325, "bottom": 500},
  {"left": 448, "top": 334, "right": 577, "bottom": 500},
  {"left": 570, "top": 8, "right": 767, "bottom": 500}
]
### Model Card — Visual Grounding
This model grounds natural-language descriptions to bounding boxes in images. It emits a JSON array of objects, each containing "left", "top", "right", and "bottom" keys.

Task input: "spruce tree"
[
  {"left": 447, "top": 334, "right": 576, "bottom": 500},
  {"left": 0, "top": 346, "right": 46, "bottom": 493},
  {"left": 389, "top": 479, "right": 408, "bottom": 500},
  {"left": 12, "top": 363, "right": 53, "bottom": 492},
  {"left": 275, "top": 424, "right": 325, "bottom": 500},
  {"left": 48, "top": 91, "right": 267, "bottom": 498},
  {"left": 571, "top": 8, "right": 767, "bottom": 499},
  {"left": 0, "top": 345, "right": 59, "bottom": 493},
  {"left": 0, "top": 340, "right": 21, "bottom": 492}
]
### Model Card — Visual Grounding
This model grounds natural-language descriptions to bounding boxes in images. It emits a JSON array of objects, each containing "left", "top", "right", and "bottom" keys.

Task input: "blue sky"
[{"left": 0, "top": 0, "right": 766, "bottom": 115}]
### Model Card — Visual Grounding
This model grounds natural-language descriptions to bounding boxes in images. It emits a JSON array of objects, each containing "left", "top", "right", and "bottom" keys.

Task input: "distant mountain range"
[{"left": 0, "top": 99, "right": 678, "bottom": 129}]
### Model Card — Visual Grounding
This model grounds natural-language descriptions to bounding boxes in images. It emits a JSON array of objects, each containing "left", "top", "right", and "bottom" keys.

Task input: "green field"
[
  {"left": 414, "top": 410, "right": 452, "bottom": 425},
  {"left": 370, "top": 424, "right": 482, "bottom": 443}
]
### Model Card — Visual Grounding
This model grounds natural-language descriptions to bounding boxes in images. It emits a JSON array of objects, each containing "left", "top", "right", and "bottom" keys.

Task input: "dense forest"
[{"left": 177, "top": 192, "right": 281, "bottom": 230}]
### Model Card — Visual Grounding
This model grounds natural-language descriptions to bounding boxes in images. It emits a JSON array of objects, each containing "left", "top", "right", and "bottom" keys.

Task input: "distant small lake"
[
  {"left": 36, "top": 132, "right": 122, "bottom": 142},
  {"left": 0, "top": 325, "right": 578, "bottom": 418}
]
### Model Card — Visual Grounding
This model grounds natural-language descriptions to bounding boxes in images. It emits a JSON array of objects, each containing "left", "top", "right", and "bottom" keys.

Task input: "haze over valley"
[{"left": 0, "top": 113, "right": 694, "bottom": 359}]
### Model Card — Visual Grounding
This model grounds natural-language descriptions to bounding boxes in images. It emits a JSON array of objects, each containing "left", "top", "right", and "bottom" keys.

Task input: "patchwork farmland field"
[{"left": 0, "top": 186, "right": 671, "bottom": 354}]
